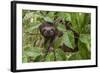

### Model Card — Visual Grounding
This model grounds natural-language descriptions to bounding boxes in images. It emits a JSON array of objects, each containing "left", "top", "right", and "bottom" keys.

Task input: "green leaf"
[
  {"left": 70, "top": 13, "right": 82, "bottom": 32},
  {"left": 78, "top": 41, "right": 91, "bottom": 59},
  {"left": 47, "top": 12, "right": 55, "bottom": 18},
  {"left": 22, "top": 55, "right": 28, "bottom": 63},
  {"left": 79, "top": 34, "right": 91, "bottom": 51},
  {"left": 80, "top": 13, "right": 90, "bottom": 33},
  {"left": 68, "top": 52, "right": 82, "bottom": 60},
  {"left": 45, "top": 52, "right": 54, "bottom": 61},
  {"left": 65, "top": 14, "right": 71, "bottom": 21},
  {"left": 62, "top": 31, "right": 74, "bottom": 49},
  {"left": 57, "top": 24, "right": 66, "bottom": 32},
  {"left": 23, "top": 12, "right": 33, "bottom": 20},
  {"left": 34, "top": 55, "right": 43, "bottom": 62},
  {"left": 27, "top": 23, "right": 41, "bottom": 32},
  {"left": 25, "top": 47, "right": 42, "bottom": 59},
  {"left": 55, "top": 49, "right": 66, "bottom": 60},
  {"left": 53, "top": 37, "right": 63, "bottom": 48},
  {"left": 56, "top": 13, "right": 71, "bottom": 21},
  {"left": 44, "top": 17, "right": 53, "bottom": 23}
]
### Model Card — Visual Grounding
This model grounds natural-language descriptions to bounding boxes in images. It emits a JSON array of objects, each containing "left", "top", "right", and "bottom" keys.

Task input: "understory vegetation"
[{"left": 22, "top": 10, "right": 91, "bottom": 63}]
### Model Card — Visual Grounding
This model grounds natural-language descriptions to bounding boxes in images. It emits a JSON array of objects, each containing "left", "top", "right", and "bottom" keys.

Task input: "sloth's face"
[
  {"left": 39, "top": 22, "right": 57, "bottom": 38},
  {"left": 42, "top": 26, "right": 56, "bottom": 38}
]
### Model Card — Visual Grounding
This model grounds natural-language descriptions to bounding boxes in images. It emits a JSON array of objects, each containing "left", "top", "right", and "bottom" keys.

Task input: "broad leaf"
[
  {"left": 79, "top": 34, "right": 91, "bottom": 51},
  {"left": 68, "top": 52, "right": 82, "bottom": 60},
  {"left": 45, "top": 52, "right": 54, "bottom": 61},
  {"left": 53, "top": 37, "right": 63, "bottom": 48},
  {"left": 62, "top": 31, "right": 74, "bottom": 49},
  {"left": 55, "top": 49, "right": 66, "bottom": 61},
  {"left": 57, "top": 24, "right": 66, "bottom": 32}
]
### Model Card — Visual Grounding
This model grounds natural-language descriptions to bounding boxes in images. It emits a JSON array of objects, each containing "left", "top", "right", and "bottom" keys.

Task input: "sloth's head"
[{"left": 39, "top": 22, "right": 57, "bottom": 38}]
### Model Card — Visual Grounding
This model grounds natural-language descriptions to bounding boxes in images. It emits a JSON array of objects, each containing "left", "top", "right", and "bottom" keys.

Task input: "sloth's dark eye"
[
  {"left": 51, "top": 29, "right": 54, "bottom": 32},
  {"left": 42, "top": 29, "right": 46, "bottom": 32}
]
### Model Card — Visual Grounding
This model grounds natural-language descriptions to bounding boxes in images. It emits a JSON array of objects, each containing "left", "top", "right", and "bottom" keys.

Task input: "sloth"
[
  {"left": 39, "top": 22, "right": 63, "bottom": 39},
  {"left": 39, "top": 21, "right": 79, "bottom": 53},
  {"left": 39, "top": 22, "right": 63, "bottom": 53}
]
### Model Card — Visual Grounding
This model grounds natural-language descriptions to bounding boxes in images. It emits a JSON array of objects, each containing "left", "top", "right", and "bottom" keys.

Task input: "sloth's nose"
[{"left": 47, "top": 30, "right": 50, "bottom": 34}]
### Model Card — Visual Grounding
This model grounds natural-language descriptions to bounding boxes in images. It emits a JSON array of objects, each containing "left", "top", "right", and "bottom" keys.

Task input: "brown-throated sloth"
[{"left": 39, "top": 21, "right": 79, "bottom": 52}]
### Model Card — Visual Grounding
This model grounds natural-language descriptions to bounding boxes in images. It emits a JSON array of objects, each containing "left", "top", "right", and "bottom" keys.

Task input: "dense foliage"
[{"left": 22, "top": 10, "right": 91, "bottom": 63}]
